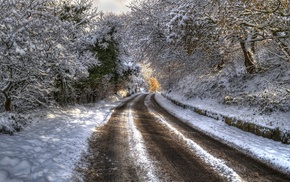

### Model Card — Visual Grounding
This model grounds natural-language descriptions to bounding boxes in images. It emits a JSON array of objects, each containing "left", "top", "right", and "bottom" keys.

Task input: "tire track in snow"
[
  {"left": 127, "top": 95, "right": 160, "bottom": 181},
  {"left": 145, "top": 94, "right": 243, "bottom": 182}
]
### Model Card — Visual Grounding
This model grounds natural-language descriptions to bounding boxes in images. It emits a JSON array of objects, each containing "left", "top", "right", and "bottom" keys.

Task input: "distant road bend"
[{"left": 74, "top": 94, "right": 290, "bottom": 182}]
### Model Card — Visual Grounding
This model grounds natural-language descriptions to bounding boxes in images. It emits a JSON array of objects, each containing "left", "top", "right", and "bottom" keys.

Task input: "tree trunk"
[
  {"left": 240, "top": 41, "right": 259, "bottom": 74},
  {"left": 1, "top": 91, "right": 12, "bottom": 112},
  {"left": 4, "top": 96, "right": 11, "bottom": 112},
  {"left": 1, "top": 82, "right": 12, "bottom": 112}
]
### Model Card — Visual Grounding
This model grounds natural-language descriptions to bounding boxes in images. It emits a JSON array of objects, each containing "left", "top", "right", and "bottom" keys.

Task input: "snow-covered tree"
[
  {"left": 0, "top": 0, "right": 98, "bottom": 112},
  {"left": 128, "top": 0, "right": 171, "bottom": 58},
  {"left": 165, "top": 0, "right": 290, "bottom": 74},
  {"left": 222, "top": 0, "right": 290, "bottom": 72},
  {"left": 128, "top": 1, "right": 207, "bottom": 91},
  {"left": 166, "top": 0, "right": 219, "bottom": 54}
]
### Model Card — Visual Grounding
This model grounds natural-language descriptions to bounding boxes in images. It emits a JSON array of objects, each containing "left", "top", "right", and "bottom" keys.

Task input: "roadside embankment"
[{"left": 162, "top": 93, "right": 290, "bottom": 144}]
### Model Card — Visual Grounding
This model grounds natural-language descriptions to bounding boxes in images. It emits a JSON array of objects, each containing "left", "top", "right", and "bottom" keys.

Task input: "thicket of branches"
[{"left": 128, "top": 0, "right": 290, "bottom": 113}]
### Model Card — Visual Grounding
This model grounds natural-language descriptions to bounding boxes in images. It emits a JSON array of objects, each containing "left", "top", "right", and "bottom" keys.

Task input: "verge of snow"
[
  {"left": 127, "top": 95, "right": 159, "bottom": 181},
  {"left": 155, "top": 93, "right": 290, "bottom": 175},
  {"left": 166, "top": 90, "right": 290, "bottom": 131},
  {"left": 145, "top": 94, "right": 243, "bottom": 182},
  {"left": 0, "top": 101, "right": 119, "bottom": 182}
]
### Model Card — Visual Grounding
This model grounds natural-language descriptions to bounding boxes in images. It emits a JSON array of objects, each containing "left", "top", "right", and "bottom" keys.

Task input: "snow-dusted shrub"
[{"left": 0, "top": 113, "right": 32, "bottom": 134}]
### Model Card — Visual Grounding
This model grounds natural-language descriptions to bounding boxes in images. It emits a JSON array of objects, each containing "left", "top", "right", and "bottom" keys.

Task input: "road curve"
[{"left": 73, "top": 94, "right": 290, "bottom": 181}]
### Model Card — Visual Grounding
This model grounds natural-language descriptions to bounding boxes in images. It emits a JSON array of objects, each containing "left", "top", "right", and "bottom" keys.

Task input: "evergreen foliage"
[{"left": 89, "top": 33, "right": 119, "bottom": 82}]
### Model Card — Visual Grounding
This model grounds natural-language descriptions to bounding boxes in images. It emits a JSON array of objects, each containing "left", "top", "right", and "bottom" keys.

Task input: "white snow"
[
  {"left": 0, "top": 101, "right": 118, "bottom": 182},
  {"left": 155, "top": 93, "right": 290, "bottom": 175},
  {"left": 15, "top": 47, "right": 26, "bottom": 56}
]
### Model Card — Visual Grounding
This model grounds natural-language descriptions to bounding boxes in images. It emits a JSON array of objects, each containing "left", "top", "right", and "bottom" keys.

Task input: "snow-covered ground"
[
  {"left": 155, "top": 93, "right": 290, "bottom": 175},
  {"left": 0, "top": 100, "right": 119, "bottom": 182}
]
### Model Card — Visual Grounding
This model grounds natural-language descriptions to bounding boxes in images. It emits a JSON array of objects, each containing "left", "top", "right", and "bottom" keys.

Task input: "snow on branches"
[{"left": 0, "top": 0, "right": 99, "bottom": 112}]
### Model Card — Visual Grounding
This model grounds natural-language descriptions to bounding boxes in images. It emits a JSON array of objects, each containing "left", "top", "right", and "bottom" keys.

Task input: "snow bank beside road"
[
  {"left": 0, "top": 101, "right": 118, "bottom": 181},
  {"left": 155, "top": 93, "right": 290, "bottom": 175},
  {"left": 165, "top": 92, "right": 290, "bottom": 131}
]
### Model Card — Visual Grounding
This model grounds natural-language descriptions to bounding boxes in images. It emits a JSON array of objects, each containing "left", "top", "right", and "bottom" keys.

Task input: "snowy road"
[
  {"left": 74, "top": 94, "right": 290, "bottom": 181},
  {"left": 1, "top": 93, "right": 289, "bottom": 181}
]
